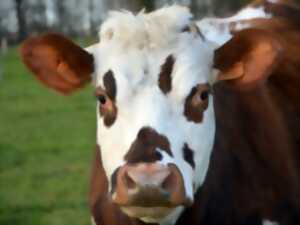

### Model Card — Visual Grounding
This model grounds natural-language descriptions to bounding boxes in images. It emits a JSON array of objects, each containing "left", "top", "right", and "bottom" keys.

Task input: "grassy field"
[{"left": 0, "top": 45, "right": 96, "bottom": 225}]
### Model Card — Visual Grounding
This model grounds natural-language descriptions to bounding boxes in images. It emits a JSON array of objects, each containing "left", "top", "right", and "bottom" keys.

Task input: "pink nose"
[{"left": 113, "top": 163, "right": 192, "bottom": 207}]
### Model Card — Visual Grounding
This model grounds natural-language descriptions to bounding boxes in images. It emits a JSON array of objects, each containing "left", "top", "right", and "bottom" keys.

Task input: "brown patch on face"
[
  {"left": 96, "top": 86, "right": 118, "bottom": 127},
  {"left": 158, "top": 55, "right": 175, "bottom": 94},
  {"left": 184, "top": 84, "right": 210, "bottom": 123},
  {"left": 183, "top": 143, "right": 195, "bottom": 169},
  {"left": 124, "top": 127, "right": 173, "bottom": 164},
  {"left": 103, "top": 70, "right": 117, "bottom": 101}
]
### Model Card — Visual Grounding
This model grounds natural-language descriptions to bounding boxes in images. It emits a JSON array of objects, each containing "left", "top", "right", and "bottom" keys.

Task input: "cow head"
[
  {"left": 21, "top": 5, "right": 282, "bottom": 224},
  {"left": 89, "top": 7, "right": 217, "bottom": 223}
]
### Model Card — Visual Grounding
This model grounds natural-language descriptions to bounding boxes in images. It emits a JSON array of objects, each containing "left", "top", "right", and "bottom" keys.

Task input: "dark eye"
[
  {"left": 200, "top": 90, "right": 209, "bottom": 100},
  {"left": 184, "top": 83, "right": 210, "bottom": 123},
  {"left": 97, "top": 95, "right": 107, "bottom": 105}
]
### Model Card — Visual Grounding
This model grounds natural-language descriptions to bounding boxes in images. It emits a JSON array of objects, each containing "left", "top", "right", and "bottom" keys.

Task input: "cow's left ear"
[
  {"left": 214, "top": 29, "right": 282, "bottom": 90},
  {"left": 21, "top": 33, "right": 94, "bottom": 95}
]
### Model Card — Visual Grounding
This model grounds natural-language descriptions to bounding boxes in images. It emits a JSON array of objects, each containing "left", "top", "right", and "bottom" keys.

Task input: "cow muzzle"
[{"left": 112, "top": 163, "right": 192, "bottom": 219}]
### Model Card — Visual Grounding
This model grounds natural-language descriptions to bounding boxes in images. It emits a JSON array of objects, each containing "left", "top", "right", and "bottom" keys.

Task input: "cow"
[{"left": 20, "top": 0, "right": 300, "bottom": 224}]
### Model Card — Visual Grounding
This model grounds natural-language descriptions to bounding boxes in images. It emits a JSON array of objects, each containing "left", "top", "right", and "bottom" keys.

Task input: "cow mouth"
[{"left": 120, "top": 206, "right": 176, "bottom": 222}]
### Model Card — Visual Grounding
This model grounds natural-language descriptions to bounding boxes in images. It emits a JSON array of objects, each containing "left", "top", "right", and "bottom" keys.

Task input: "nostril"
[
  {"left": 124, "top": 172, "right": 137, "bottom": 190},
  {"left": 162, "top": 171, "right": 176, "bottom": 191}
]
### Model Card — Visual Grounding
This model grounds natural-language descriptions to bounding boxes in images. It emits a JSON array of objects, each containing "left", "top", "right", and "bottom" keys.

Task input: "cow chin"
[{"left": 121, "top": 206, "right": 176, "bottom": 223}]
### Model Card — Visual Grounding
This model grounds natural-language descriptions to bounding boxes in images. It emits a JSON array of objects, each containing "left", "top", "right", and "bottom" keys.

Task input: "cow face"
[
  {"left": 88, "top": 6, "right": 217, "bottom": 223},
  {"left": 20, "top": 9, "right": 217, "bottom": 221}
]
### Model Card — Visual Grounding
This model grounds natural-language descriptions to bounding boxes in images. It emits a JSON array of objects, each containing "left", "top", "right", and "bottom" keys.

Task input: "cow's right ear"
[
  {"left": 20, "top": 33, "right": 94, "bottom": 95},
  {"left": 213, "top": 29, "right": 282, "bottom": 90}
]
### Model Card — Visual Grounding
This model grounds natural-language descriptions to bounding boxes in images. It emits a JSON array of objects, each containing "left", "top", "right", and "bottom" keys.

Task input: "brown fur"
[
  {"left": 103, "top": 70, "right": 117, "bottom": 101},
  {"left": 124, "top": 127, "right": 173, "bottom": 164},
  {"left": 201, "top": 1, "right": 300, "bottom": 224},
  {"left": 183, "top": 143, "right": 196, "bottom": 169},
  {"left": 20, "top": 33, "right": 93, "bottom": 94},
  {"left": 193, "top": 83, "right": 300, "bottom": 224},
  {"left": 214, "top": 29, "right": 282, "bottom": 90},
  {"left": 158, "top": 55, "right": 175, "bottom": 94}
]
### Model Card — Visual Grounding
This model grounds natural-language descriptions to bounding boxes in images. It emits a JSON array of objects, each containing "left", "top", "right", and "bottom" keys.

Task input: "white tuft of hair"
[{"left": 99, "top": 5, "right": 193, "bottom": 49}]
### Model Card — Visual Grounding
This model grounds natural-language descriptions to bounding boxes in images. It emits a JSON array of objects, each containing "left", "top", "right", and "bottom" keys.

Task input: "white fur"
[
  {"left": 197, "top": 6, "right": 272, "bottom": 46},
  {"left": 89, "top": 6, "right": 216, "bottom": 225},
  {"left": 99, "top": 6, "right": 192, "bottom": 49}
]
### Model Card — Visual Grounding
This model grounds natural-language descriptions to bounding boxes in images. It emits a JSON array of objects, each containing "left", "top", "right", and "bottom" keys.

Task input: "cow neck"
[{"left": 193, "top": 82, "right": 300, "bottom": 224}]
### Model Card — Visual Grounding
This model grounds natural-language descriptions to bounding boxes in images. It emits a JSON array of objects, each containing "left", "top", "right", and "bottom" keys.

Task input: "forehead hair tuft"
[{"left": 99, "top": 5, "right": 193, "bottom": 49}]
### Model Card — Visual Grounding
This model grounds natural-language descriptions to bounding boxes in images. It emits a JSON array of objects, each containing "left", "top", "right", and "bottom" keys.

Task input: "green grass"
[{"left": 0, "top": 45, "right": 96, "bottom": 225}]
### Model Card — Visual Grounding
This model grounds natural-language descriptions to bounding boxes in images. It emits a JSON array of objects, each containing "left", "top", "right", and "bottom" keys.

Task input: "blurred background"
[
  {"left": 0, "top": 0, "right": 298, "bottom": 225},
  {"left": 0, "top": 0, "right": 250, "bottom": 45}
]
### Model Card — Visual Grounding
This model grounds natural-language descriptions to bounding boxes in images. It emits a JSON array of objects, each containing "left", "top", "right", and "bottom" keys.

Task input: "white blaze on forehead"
[
  {"left": 93, "top": 5, "right": 216, "bottom": 224},
  {"left": 197, "top": 6, "right": 273, "bottom": 46}
]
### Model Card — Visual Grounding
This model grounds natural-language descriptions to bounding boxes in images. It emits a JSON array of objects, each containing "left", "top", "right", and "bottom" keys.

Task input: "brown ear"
[
  {"left": 214, "top": 29, "right": 282, "bottom": 90},
  {"left": 20, "top": 33, "right": 94, "bottom": 95}
]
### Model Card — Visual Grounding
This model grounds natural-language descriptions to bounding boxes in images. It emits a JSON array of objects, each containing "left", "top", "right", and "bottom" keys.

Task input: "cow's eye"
[
  {"left": 97, "top": 94, "right": 107, "bottom": 105},
  {"left": 184, "top": 83, "right": 210, "bottom": 123},
  {"left": 95, "top": 87, "right": 117, "bottom": 127},
  {"left": 200, "top": 90, "right": 209, "bottom": 101},
  {"left": 95, "top": 87, "right": 108, "bottom": 105},
  {"left": 193, "top": 84, "right": 210, "bottom": 106}
]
